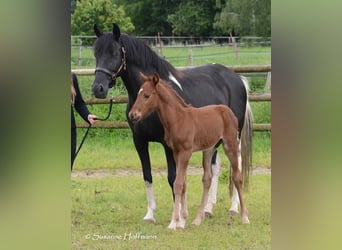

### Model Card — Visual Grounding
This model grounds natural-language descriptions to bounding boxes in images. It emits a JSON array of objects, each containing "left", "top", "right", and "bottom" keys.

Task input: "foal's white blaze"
[
  {"left": 168, "top": 72, "right": 183, "bottom": 91},
  {"left": 143, "top": 181, "right": 156, "bottom": 223},
  {"left": 229, "top": 139, "right": 242, "bottom": 215}
]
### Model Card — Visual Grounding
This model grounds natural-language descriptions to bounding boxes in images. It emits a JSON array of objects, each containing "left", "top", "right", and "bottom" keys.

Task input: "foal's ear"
[
  {"left": 94, "top": 24, "right": 103, "bottom": 37},
  {"left": 112, "top": 23, "right": 121, "bottom": 42},
  {"left": 152, "top": 73, "right": 160, "bottom": 86},
  {"left": 139, "top": 72, "right": 149, "bottom": 82}
]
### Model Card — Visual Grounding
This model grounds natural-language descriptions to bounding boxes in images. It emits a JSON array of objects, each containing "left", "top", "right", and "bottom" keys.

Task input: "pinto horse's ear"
[
  {"left": 94, "top": 24, "right": 103, "bottom": 37},
  {"left": 152, "top": 73, "right": 160, "bottom": 86},
  {"left": 112, "top": 23, "right": 121, "bottom": 41}
]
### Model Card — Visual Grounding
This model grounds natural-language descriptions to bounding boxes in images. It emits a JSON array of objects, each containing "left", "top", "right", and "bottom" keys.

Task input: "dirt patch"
[{"left": 71, "top": 166, "right": 270, "bottom": 179}]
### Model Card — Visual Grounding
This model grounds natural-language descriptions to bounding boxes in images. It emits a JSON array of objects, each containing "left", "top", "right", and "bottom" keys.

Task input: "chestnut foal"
[{"left": 129, "top": 73, "right": 249, "bottom": 230}]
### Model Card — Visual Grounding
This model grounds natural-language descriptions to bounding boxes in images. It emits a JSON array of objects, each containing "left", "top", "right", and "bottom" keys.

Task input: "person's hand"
[{"left": 87, "top": 114, "right": 98, "bottom": 125}]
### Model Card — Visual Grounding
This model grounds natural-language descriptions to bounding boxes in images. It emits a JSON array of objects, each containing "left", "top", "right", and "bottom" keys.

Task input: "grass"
[{"left": 71, "top": 173, "right": 270, "bottom": 249}]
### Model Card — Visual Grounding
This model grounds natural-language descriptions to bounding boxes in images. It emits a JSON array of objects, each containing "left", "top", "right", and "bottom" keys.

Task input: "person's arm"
[{"left": 72, "top": 73, "right": 97, "bottom": 124}]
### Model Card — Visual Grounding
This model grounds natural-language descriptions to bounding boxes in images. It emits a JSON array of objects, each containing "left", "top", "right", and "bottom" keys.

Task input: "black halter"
[{"left": 95, "top": 46, "right": 126, "bottom": 86}]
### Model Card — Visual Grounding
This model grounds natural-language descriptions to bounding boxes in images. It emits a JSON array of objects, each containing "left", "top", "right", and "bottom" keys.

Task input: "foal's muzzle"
[{"left": 128, "top": 111, "right": 142, "bottom": 123}]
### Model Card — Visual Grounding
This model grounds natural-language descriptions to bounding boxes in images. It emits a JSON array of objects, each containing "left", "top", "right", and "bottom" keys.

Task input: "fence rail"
[
  {"left": 74, "top": 65, "right": 271, "bottom": 131},
  {"left": 72, "top": 64, "right": 271, "bottom": 75}
]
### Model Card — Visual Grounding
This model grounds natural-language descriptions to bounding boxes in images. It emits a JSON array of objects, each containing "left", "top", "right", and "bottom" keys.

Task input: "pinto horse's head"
[{"left": 92, "top": 24, "right": 126, "bottom": 98}]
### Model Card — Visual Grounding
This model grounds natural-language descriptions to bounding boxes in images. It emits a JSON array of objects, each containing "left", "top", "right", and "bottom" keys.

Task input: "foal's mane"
[{"left": 156, "top": 79, "right": 190, "bottom": 108}]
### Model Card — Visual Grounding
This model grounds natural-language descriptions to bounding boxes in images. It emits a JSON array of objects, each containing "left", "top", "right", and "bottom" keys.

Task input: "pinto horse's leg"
[
  {"left": 205, "top": 150, "right": 221, "bottom": 217},
  {"left": 163, "top": 144, "right": 176, "bottom": 200},
  {"left": 133, "top": 136, "right": 156, "bottom": 223},
  {"left": 229, "top": 141, "right": 242, "bottom": 215},
  {"left": 223, "top": 138, "right": 250, "bottom": 224},
  {"left": 193, "top": 149, "right": 214, "bottom": 226}
]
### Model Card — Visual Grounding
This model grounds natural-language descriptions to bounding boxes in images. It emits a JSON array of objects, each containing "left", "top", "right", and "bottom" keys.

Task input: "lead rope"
[{"left": 74, "top": 91, "right": 114, "bottom": 159}]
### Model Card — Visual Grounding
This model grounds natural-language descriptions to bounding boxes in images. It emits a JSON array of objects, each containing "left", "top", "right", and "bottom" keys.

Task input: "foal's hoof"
[
  {"left": 168, "top": 221, "right": 177, "bottom": 230},
  {"left": 242, "top": 217, "right": 250, "bottom": 224},
  {"left": 192, "top": 218, "right": 202, "bottom": 226}
]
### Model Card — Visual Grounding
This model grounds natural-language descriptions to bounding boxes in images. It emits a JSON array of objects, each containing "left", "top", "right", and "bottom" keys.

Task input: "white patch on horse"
[
  {"left": 169, "top": 73, "right": 183, "bottom": 91},
  {"left": 229, "top": 139, "right": 242, "bottom": 215},
  {"left": 143, "top": 181, "right": 156, "bottom": 223},
  {"left": 205, "top": 153, "right": 221, "bottom": 217},
  {"left": 138, "top": 88, "right": 143, "bottom": 95}
]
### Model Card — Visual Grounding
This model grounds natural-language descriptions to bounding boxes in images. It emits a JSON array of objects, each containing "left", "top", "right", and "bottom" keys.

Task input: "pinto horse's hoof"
[
  {"left": 204, "top": 211, "right": 213, "bottom": 218},
  {"left": 143, "top": 217, "right": 156, "bottom": 224},
  {"left": 229, "top": 209, "right": 239, "bottom": 216}
]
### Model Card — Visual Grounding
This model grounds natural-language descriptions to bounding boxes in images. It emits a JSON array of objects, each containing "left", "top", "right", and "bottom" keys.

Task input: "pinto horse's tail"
[
  {"left": 229, "top": 76, "right": 253, "bottom": 195},
  {"left": 237, "top": 76, "right": 253, "bottom": 192}
]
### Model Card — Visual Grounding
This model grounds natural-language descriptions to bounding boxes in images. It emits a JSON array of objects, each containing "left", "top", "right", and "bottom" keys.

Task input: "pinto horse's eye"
[{"left": 143, "top": 94, "right": 150, "bottom": 99}]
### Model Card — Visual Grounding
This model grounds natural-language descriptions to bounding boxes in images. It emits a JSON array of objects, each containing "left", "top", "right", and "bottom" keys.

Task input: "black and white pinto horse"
[{"left": 92, "top": 24, "right": 253, "bottom": 223}]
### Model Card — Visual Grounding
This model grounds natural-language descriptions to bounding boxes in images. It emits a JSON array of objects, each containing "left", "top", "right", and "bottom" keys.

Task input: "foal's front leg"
[
  {"left": 193, "top": 149, "right": 214, "bottom": 226},
  {"left": 168, "top": 151, "right": 190, "bottom": 230}
]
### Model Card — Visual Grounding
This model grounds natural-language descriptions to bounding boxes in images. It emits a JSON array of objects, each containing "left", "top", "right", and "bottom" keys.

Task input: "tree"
[
  {"left": 168, "top": 0, "right": 218, "bottom": 36},
  {"left": 71, "top": 0, "right": 134, "bottom": 43},
  {"left": 71, "top": 0, "right": 77, "bottom": 14},
  {"left": 118, "top": 0, "right": 181, "bottom": 36},
  {"left": 213, "top": 0, "right": 271, "bottom": 37},
  {"left": 254, "top": 0, "right": 271, "bottom": 37}
]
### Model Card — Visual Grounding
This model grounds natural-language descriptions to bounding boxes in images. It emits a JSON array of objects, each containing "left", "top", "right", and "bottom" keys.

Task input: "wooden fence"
[{"left": 73, "top": 65, "right": 271, "bottom": 131}]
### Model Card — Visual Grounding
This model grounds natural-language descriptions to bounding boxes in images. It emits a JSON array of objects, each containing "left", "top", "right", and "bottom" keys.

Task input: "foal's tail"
[{"left": 240, "top": 76, "right": 253, "bottom": 191}]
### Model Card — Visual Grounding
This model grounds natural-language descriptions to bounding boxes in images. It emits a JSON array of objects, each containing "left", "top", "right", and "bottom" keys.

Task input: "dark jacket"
[{"left": 71, "top": 73, "right": 90, "bottom": 128}]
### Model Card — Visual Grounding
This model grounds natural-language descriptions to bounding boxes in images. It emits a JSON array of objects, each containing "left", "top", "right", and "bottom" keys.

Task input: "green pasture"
[
  {"left": 71, "top": 43, "right": 271, "bottom": 68},
  {"left": 72, "top": 173, "right": 271, "bottom": 249},
  {"left": 71, "top": 44, "right": 271, "bottom": 249}
]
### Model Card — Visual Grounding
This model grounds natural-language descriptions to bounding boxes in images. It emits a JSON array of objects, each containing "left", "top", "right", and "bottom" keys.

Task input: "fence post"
[
  {"left": 230, "top": 32, "right": 239, "bottom": 60},
  {"left": 78, "top": 39, "right": 82, "bottom": 66},
  {"left": 188, "top": 49, "right": 193, "bottom": 66},
  {"left": 157, "top": 32, "right": 163, "bottom": 57},
  {"left": 264, "top": 72, "right": 271, "bottom": 93}
]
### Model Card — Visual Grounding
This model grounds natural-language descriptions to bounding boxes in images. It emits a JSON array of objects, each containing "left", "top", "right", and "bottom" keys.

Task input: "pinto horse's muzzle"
[{"left": 92, "top": 47, "right": 126, "bottom": 98}]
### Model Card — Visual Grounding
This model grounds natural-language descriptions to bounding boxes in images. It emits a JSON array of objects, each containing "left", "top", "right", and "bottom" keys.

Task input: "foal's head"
[{"left": 129, "top": 72, "right": 160, "bottom": 123}]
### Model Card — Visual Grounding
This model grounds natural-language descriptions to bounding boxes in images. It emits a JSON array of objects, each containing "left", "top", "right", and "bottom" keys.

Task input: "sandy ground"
[{"left": 71, "top": 166, "right": 271, "bottom": 179}]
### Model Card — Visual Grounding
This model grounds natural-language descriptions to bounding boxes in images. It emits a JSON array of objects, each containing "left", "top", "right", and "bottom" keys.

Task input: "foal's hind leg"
[
  {"left": 193, "top": 149, "right": 214, "bottom": 226},
  {"left": 223, "top": 138, "right": 250, "bottom": 224}
]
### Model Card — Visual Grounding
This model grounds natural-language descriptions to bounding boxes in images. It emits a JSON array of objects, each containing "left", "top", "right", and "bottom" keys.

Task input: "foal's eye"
[{"left": 143, "top": 94, "right": 150, "bottom": 99}]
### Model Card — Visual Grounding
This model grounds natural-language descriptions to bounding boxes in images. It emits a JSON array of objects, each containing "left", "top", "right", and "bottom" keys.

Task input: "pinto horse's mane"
[
  {"left": 121, "top": 34, "right": 178, "bottom": 78},
  {"left": 94, "top": 32, "right": 178, "bottom": 79},
  {"left": 156, "top": 78, "right": 190, "bottom": 108}
]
